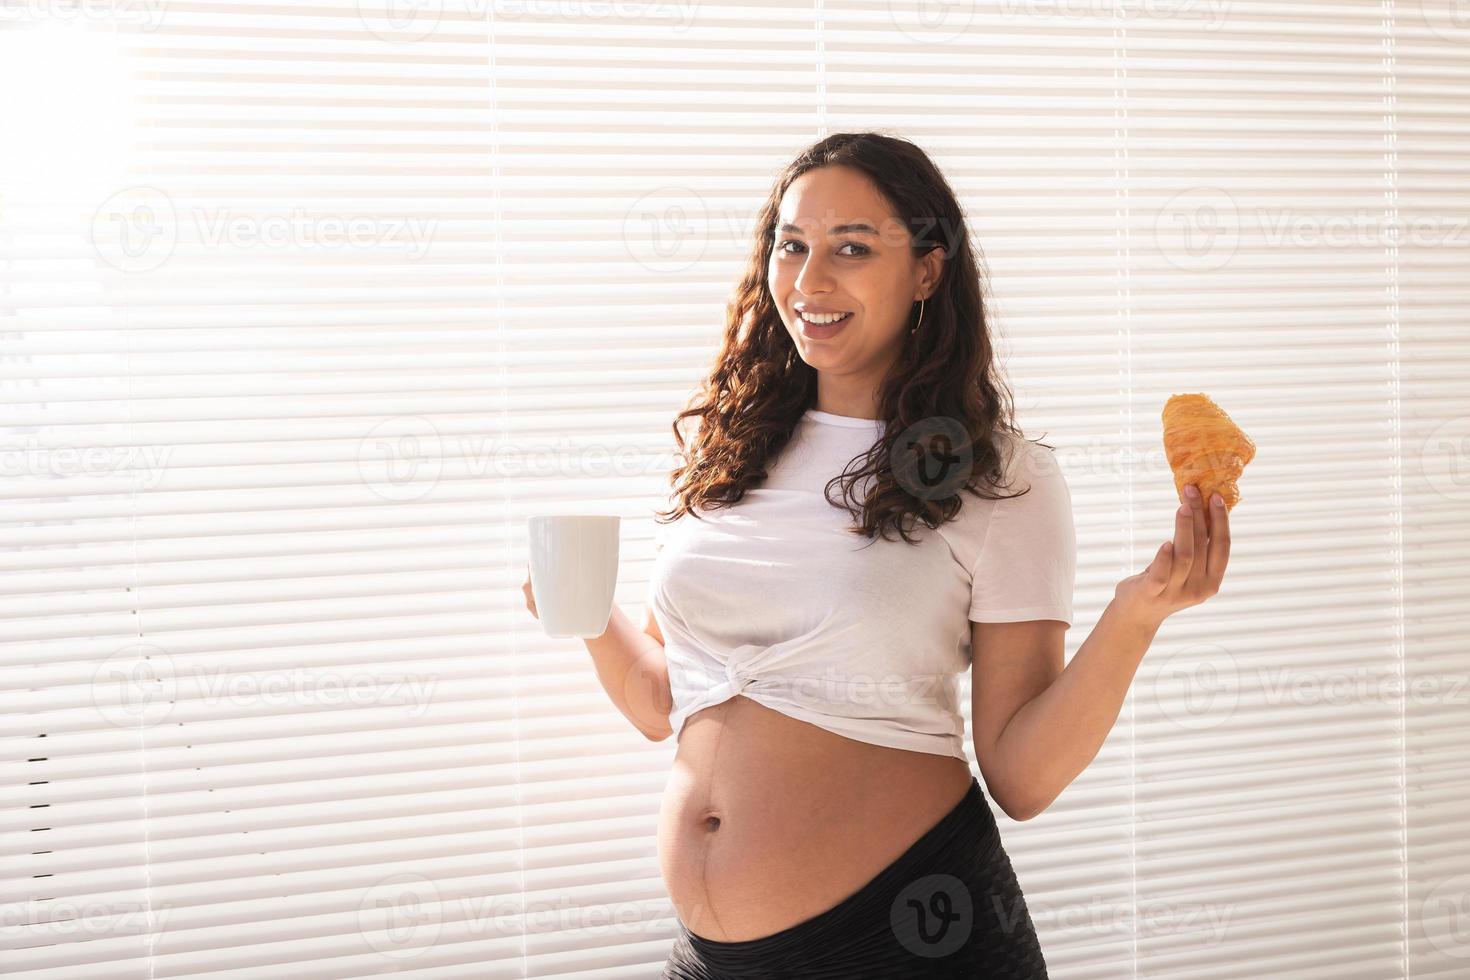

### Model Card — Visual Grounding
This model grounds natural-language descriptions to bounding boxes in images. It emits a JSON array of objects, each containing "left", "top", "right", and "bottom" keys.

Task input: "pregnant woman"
[{"left": 524, "top": 132, "right": 1231, "bottom": 978}]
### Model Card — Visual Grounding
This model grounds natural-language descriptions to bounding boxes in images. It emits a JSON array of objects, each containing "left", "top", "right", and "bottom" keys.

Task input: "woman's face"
[{"left": 768, "top": 164, "right": 943, "bottom": 374}]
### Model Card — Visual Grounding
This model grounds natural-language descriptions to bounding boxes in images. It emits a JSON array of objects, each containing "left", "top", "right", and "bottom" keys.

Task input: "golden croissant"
[{"left": 1161, "top": 393, "right": 1255, "bottom": 511}]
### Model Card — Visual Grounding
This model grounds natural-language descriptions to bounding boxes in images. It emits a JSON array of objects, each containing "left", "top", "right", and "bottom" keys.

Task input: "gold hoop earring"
[{"left": 909, "top": 297, "right": 925, "bottom": 335}]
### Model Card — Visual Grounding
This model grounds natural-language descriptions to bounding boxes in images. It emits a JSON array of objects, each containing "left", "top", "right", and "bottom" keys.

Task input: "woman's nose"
[{"left": 793, "top": 253, "right": 835, "bottom": 295}]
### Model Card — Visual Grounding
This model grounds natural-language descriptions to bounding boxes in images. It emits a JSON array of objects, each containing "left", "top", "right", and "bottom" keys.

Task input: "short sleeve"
[
  {"left": 647, "top": 485, "right": 675, "bottom": 604},
  {"left": 968, "top": 443, "right": 1076, "bottom": 626},
  {"left": 652, "top": 481, "right": 677, "bottom": 555}
]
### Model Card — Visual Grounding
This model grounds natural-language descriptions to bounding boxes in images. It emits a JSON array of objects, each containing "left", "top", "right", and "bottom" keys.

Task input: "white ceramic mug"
[{"left": 527, "top": 515, "right": 621, "bottom": 638}]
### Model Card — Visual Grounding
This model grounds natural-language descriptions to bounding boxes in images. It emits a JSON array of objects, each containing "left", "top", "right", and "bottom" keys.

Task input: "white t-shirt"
[{"left": 648, "top": 407, "right": 1076, "bottom": 761}]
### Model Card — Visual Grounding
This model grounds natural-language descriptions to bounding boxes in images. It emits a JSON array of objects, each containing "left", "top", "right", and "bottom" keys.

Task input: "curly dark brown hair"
[{"left": 655, "top": 131, "right": 1052, "bottom": 547}]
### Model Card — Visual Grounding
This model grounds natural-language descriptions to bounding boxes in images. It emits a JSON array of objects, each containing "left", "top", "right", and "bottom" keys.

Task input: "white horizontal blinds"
[
  {"left": 1, "top": 20, "right": 157, "bottom": 980},
  {"left": 824, "top": 5, "right": 1136, "bottom": 977},
  {"left": 492, "top": 4, "right": 821, "bottom": 978},
  {"left": 4, "top": 6, "right": 1466, "bottom": 980},
  {"left": 2, "top": 6, "right": 541, "bottom": 979},
  {"left": 1124, "top": 5, "right": 1411, "bottom": 979},
  {"left": 1396, "top": 7, "right": 1470, "bottom": 977}
]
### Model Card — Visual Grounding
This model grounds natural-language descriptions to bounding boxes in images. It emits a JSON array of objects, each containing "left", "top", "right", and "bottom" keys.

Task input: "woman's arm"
[
  {"left": 582, "top": 604, "right": 676, "bottom": 741},
  {"left": 986, "top": 484, "right": 1232, "bottom": 820},
  {"left": 985, "top": 601, "right": 1163, "bottom": 820},
  {"left": 523, "top": 569, "right": 675, "bottom": 741}
]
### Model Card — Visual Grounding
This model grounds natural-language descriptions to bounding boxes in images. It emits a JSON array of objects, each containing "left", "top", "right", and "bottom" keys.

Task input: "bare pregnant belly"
[{"left": 656, "top": 694, "right": 974, "bottom": 943}]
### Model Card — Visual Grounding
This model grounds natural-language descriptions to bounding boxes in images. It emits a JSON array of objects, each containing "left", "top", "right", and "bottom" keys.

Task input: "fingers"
[
  {"left": 1185, "top": 485, "right": 1209, "bottom": 589},
  {"left": 1205, "top": 491, "right": 1231, "bottom": 586},
  {"left": 1148, "top": 540, "right": 1173, "bottom": 591},
  {"left": 523, "top": 563, "right": 537, "bottom": 618},
  {"left": 1170, "top": 493, "right": 1195, "bottom": 592}
]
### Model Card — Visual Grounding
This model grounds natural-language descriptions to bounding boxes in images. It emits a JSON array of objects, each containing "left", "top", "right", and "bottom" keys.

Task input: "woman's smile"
[{"left": 798, "top": 310, "right": 853, "bottom": 340}]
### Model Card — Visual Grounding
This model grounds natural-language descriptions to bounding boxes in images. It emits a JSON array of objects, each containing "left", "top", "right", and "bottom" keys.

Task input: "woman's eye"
[{"left": 776, "top": 241, "right": 868, "bottom": 257}]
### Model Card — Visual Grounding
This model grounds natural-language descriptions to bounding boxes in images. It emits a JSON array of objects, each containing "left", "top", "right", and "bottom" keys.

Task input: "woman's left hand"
[{"left": 1114, "top": 483, "right": 1231, "bottom": 626}]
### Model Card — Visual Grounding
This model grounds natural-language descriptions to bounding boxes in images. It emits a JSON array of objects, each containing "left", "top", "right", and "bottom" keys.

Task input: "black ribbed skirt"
[{"left": 661, "top": 775, "right": 1048, "bottom": 980}]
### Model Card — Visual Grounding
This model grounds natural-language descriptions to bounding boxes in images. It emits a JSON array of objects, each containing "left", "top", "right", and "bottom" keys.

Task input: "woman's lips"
[{"left": 798, "top": 312, "right": 852, "bottom": 340}]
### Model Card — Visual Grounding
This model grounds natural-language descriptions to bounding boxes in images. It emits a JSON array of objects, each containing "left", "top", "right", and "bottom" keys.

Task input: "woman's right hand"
[{"left": 521, "top": 564, "right": 538, "bottom": 620}]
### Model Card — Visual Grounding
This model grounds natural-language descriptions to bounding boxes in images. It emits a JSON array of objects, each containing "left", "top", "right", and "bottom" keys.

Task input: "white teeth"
[{"left": 799, "top": 311, "right": 851, "bottom": 325}]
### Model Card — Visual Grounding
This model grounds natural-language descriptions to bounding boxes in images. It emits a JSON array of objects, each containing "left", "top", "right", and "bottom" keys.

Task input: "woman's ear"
[{"left": 917, "top": 245, "right": 947, "bottom": 300}]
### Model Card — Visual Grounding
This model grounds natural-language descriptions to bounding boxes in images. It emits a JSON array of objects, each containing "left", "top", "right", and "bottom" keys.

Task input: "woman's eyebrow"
[{"left": 776, "top": 221, "right": 880, "bottom": 236}]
